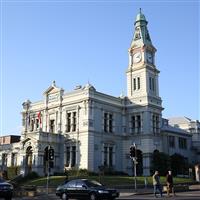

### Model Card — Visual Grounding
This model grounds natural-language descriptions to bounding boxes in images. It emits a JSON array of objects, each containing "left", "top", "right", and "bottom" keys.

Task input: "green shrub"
[
  {"left": 7, "top": 166, "right": 21, "bottom": 179},
  {"left": 55, "top": 168, "right": 98, "bottom": 177},
  {"left": 53, "top": 172, "right": 65, "bottom": 176},
  {"left": 16, "top": 171, "right": 39, "bottom": 184}
]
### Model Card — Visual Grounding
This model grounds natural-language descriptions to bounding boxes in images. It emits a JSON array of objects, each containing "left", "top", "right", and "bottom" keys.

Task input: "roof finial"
[{"left": 139, "top": 8, "right": 142, "bottom": 14}]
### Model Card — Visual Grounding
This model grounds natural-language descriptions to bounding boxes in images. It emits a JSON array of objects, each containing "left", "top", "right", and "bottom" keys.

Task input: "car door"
[
  {"left": 66, "top": 180, "right": 77, "bottom": 198},
  {"left": 75, "top": 180, "right": 89, "bottom": 199}
]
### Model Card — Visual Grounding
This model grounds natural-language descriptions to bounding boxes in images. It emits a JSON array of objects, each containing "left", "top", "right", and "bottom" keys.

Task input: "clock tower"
[
  {"left": 126, "top": 10, "right": 163, "bottom": 176},
  {"left": 126, "top": 9, "right": 162, "bottom": 110}
]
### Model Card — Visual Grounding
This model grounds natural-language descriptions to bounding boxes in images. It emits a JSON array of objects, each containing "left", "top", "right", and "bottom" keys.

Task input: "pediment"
[
  {"left": 43, "top": 81, "right": 63, "bottom": 96},
  {"left": 44, "top": 86, "right": 60, "bottom": 95}
]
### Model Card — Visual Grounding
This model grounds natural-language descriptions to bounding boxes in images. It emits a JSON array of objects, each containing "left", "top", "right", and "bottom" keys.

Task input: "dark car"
[
  {"left": 56, "top": 179, "right": 119, "bottom": 200},
  {"left": 0, "top": 178, "right": 13, "bottom": 200}
]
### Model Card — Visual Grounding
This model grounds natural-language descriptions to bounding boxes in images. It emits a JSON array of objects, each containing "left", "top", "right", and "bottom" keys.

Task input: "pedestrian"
[
  {"left": 166, "top": 170, "right": 175, "bottom": 197},
  {"left": 152, "top": 171, "right": 163, "bottom": 197}
]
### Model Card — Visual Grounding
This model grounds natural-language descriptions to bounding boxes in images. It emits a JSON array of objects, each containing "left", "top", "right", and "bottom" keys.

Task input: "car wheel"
[
  {"left": 62, "top": 193, "right": 68, "bottom": 200},
  {"left": 90, "top": 193, "right": 97, "bottom": 200}
]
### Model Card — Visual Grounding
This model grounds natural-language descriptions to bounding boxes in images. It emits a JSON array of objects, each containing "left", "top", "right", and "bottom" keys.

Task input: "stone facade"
[{"left": 0, "top": 10, "right": 198, "bottom": 176}]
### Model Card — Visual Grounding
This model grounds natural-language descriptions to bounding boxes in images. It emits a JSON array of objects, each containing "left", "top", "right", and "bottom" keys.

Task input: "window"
[
  {"left": 11, "top": 153, "right": 17, "bottom": 166},
  {"left": 179, "top": 138, "right": 187, "bottom": 149},
  {"left": 133, "top": 77, "right": 141, "bottom": 91},
  {"left": 109, "top": 114, "right": 113, "bottom": 133},
  {"left": 104, "top": 113, "right": 108, "bottom": 132},
  {"left": 149, "top": 77, "right": 156, "bottom": 92},
  {"left": 109, "top": 147, "right": 113, "bottom": 167},
  {"left": 149, "top": 77, "right": 152, "bottom": 90},
  {"left": 50, "top": 119, "right": 55, "bottom": 133},
  {"left": 104, "top": 112, "right": 113, "bottom": 133},
  {"left": 67, "top": 113, "right": 71, "bottom": 132},
  {"left": 137, "top": 77, "right": 140, "bottom": 90},
  {"left": 131, "top": 116, "right": 136, "bottom": 133},
  {"left": 72, "top": 112, "right": 77, "bottom": 132},
  {"left": 76, "top": 180, "right": 84, "bottom": 188},
  {"left": 71, "top": 146, "right": 76, "bottom": 167},
  {"left": 169, "top": 136, "right": 175, "bottom": 148},
  {"left": 152, "top": 78, "right": 155, "bottom": 91},
  {"left": 137, "top": 115, "right": 141, "bottom": 133},
  {"left": 67, "top": 180, "right": 76, "bottom": 188},
  {"left": 133, "top": 78, "right": 136, "bottom": 90},
  {"left": 152, "top": 114, "right": 159, "bottom": 133},
  {"left": 66, "top": 147, "right": 70, "bottom": 167},
  {"left": 30, "top": 118, "right": 34, "bottom": 131},
  {"left": 2, "top": 154, "right": 7, "bottom": 167},
  {"left": 65, "top": 146, "right": 76, "bottom": 168},
  {"left": 131, "top": 114, "right": 142, "bottom": 134},
  {"left": 36, "top": 119, "right": 39, "bottom": 129},
  {"left": 103, "top": 145, "right": 114, "bottom": 167},
  {"left": 66, "top": 112, "right": 77, "bottom": 132},
  {"left": 104, "top": 147, "right": 108, "bottom": 166}
]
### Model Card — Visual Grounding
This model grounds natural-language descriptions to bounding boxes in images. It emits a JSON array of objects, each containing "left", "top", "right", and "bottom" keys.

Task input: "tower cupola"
[
  {"left": 134, "top": 8, "right": 147, "bottom": 25},
  {"left": 131, "top": 9, "right": 153, "bottom": 48}
]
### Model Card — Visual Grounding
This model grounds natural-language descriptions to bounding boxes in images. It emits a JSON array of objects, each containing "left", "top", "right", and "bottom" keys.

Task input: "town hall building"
[{"left": 0, "top": 10, "right": 199, "bottom": 176}]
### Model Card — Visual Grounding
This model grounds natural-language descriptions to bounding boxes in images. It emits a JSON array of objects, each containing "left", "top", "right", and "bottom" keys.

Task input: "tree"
[
  {"left": 170, "top": 153, "right": 189, "bottom": 176},
  {"left": 151, "top": 150, "right": 171, "bottom": 176}
]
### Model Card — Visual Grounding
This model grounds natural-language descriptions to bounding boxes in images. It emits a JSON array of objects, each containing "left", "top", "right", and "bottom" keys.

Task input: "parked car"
[
  {"left": 0, "top": 178, "right": 13, "bottom": 200},
  {"left": 56, "top": 178, "right": 119, "bottom": 200}
]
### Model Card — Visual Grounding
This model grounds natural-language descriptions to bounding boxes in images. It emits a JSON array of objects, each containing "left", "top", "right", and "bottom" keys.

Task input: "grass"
[{"left": 24, "top": 175, "right": 194, "bottom": 187}]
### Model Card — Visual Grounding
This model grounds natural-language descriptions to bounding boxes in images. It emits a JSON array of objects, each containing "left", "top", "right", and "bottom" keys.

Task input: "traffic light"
[
  {"left": 130, "top": 146, "right": 137, "bottom": 158},
  {"left": 48, "top": 148, "right": 54, "bottom": 161}
]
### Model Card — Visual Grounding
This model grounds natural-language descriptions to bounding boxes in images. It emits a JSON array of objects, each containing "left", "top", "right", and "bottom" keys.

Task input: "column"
[{"left": 142, "top": 153, "right": 152, "bottom": 176}]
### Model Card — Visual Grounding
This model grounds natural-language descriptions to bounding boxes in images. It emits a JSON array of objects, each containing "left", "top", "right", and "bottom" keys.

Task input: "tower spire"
[{"left": 131, "top": 9, "right": 153, "bottom": 48}]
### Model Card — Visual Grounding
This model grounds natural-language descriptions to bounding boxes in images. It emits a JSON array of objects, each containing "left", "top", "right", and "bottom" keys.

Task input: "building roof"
[
  {"left": 161, "top": 121, "right": 191, "bottom": 137},
  {"left": 168, "top": 117, "right": 191, "bottom": 125}
]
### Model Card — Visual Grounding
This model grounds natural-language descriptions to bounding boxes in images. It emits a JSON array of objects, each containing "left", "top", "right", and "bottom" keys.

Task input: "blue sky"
[{"left": 0, "top": 0, "right": 199, "bottom": 135}]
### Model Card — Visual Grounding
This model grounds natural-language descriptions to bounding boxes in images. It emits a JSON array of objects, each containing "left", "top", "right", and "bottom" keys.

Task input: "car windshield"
[{"left": 84, "top": 180, "right": 102, "bottom": 187}]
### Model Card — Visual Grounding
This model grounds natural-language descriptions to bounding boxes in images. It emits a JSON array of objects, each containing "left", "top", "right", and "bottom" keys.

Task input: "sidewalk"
[
  {"left": 118, "top": 183, "right": 200, "bottom": 197},
  {"left": 118, "top": 187, "right": 153, "bottom": 197}
]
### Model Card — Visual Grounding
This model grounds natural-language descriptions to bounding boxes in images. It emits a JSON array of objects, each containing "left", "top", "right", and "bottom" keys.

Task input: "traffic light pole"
[
  {"left": 46, "top": 145, "right": 50, "bottom": 195},
  {"left": 133, "top": 157, "right": 137, "bottom": 192},
  {"left": 130, "top": 143, "right": 137, "bottom": 192}
]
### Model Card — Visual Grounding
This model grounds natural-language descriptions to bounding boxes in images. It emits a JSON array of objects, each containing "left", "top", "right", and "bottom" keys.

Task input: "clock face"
[{"left": 133, "top": 52, "right": 142, "bottom": 63}]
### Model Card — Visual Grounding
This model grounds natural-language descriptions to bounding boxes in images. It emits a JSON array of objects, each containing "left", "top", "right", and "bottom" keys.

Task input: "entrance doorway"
[{"left": 25, "top": 146, "right": 33, "bottom": 174}]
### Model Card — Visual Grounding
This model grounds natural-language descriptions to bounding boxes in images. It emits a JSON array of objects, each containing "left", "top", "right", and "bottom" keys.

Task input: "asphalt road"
[{"left": 10, "top": 190, "right": 200, "bottom": 200}]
